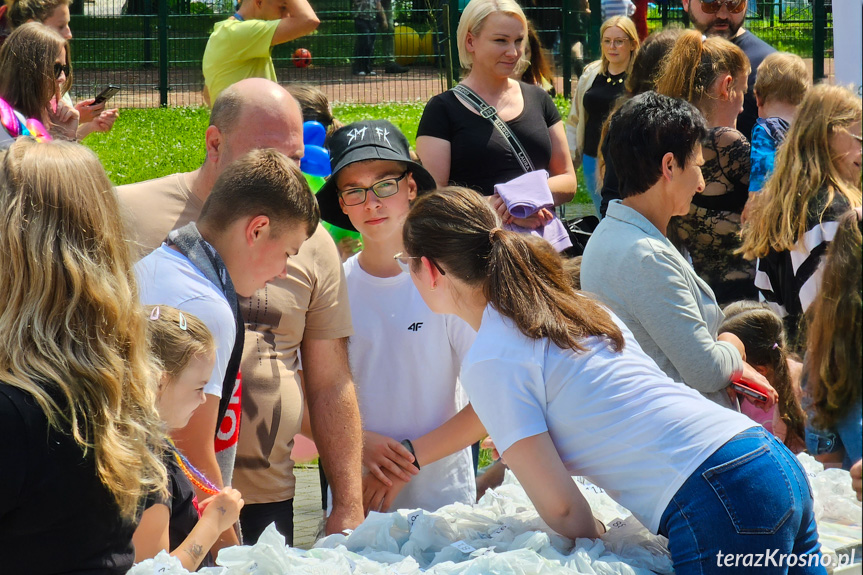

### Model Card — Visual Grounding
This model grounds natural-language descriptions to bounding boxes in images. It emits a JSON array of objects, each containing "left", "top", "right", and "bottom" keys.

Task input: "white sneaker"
[{"left": 368, "top": 70, "right": 377, "bottom": 76}]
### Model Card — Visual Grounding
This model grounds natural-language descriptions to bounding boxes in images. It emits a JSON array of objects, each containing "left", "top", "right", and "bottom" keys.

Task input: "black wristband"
[{"left": 400, "top": 439, "right": 421, "bottom": 470}]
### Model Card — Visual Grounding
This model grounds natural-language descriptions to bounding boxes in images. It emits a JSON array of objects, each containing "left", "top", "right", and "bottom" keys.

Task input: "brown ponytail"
[
  {"left": 403, "top": 187, "right": 624, "bottom": 353},
  {"left": 655, "top": 29, "right": 749, "bottom": 112}
]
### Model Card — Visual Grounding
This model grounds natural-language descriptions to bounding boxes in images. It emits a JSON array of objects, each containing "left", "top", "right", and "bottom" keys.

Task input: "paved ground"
[{"left": 292, "top": 465, "right": 327, "bottom": 550}]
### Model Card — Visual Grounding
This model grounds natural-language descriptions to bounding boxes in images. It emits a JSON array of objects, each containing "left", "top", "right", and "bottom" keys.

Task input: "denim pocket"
[{"left": 702, "top": 444, "right": 794, "bottom": 535}]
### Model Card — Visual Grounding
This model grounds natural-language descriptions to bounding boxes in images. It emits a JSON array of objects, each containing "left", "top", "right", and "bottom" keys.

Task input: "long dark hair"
[
  {"left": 403, "top": 187, "right": 624, "bottom": 352},
  {"left": 719, "top": 301, "right": 806, "bottom": 450},
  {"left": 806, "top": 211, "right": 862, "bottom": 430},
  {"left": 0, "top": 22, "right": 70, "bottom": 123},
  {"left": 520, "top": 21, "right": 554, "bottom": 88}
]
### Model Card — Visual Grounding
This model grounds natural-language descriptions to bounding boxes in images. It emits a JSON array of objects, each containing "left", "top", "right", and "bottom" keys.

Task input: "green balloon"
[{"left": 303, "top": 172, "right": 363, "bottom": 247}]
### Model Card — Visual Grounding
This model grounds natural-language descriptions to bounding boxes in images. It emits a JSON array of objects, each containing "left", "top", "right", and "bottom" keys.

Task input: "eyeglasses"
[
  {"left": 601, "top": 38, "right": 629, "bottom": 48},
  {"left": 393, "top": 252, "right": 446, "bottom": 276},
  {"left": 54, "top": 63, "right": 70, "bottom": 79},
  {"left": 339, "top": 171, "right": 408, "bottom": 206},
  {"left": 697, "top": 0, "right": 747, "bottom": 14}
]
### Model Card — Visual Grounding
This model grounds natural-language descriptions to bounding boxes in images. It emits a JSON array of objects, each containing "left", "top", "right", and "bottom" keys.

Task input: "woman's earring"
[{"left": 431, "top": 282, "right": 437, "bottom": 291}]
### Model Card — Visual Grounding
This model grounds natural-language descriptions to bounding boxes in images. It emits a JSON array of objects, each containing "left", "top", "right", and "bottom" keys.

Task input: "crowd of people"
[{"left": 0, "top": 0, "right": 860, "bottom": 574}]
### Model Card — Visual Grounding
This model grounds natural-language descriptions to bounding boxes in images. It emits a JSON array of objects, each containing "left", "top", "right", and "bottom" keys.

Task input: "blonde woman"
[
  {"left": 417, "top": 0, "right": 576, "bottom": 229},
  {"left": 0, "top": 138, "right": 167, "bottom": 572},
  {"left": 740, "top": 84, "right": 862, "bottom": 342},
  {"left": 565, "top": 15, "right": 639, "bottom": 215}
]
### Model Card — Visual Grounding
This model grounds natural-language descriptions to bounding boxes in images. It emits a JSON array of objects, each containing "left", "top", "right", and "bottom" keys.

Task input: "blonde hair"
[
  {"left": 0, "top": 22, "right": 71, "bottom": 124},
  {"left": 740, "top": 84, "right": 862, "bottom": 259},
  {"left": 457, "top": 0, "right": 527, "bottom": 71},
  {"left": 655, "top": 29, "right": 749, "bottom": 115},
  {"left": 145, "top": 306, "right": 215, "bottom": 379},
  {"left": 0, "top": 138, "right": 167, "bottom": 520},
  {"left": 5, "top": 0, "right": 70, "bottom": 28},
  {"left": 754, "top": 52, "right": 810, "bottom": 107},
  {"left": 599, "top": 15, "right": 640, "bottom": 75}
]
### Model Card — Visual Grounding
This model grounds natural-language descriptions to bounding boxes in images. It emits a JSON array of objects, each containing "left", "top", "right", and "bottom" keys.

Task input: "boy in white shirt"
[{"left": 316, "top": 120, "right": 485, "bottom": 512}]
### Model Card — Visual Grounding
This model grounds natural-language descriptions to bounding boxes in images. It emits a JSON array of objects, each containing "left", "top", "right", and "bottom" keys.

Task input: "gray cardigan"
[{"left": 581, "top": 201, "right": 743, "bottom": 410}]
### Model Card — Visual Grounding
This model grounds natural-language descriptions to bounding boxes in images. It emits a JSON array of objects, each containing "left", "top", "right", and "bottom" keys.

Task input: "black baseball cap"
[{"left": 316, "top": 120, "right": 436, "bottom": 232}]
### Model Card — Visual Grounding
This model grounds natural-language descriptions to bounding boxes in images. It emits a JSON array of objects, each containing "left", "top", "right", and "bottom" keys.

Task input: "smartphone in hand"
[
  {"left": 93, "top": 85, "right": 121, "bottom": 106},
  {"left": 731, "top": 380, "right": 770, "bottom": 406}
]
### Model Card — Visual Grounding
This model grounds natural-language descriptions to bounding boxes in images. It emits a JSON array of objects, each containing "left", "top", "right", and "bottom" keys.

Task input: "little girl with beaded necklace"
[{"left": 133, "top": 305, "right": 244, "bottom": 570}]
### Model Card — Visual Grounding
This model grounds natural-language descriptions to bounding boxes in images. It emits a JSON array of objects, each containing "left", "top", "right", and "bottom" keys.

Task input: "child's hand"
[
  {"left": 47, "top": 98, "right": 80, "bottom": 141},
  {"left": 75, "top": 98, "right": 106, "bottom": 124},
  {"left": 198, "top": 487, "right": 244, "bottom": 532},
  {"left": 362, "top": 430, "right": 419, "bottom": 486}
]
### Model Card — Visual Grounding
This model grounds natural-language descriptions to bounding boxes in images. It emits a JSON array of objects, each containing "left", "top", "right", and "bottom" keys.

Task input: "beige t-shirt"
[
  {"left": 233, "top": 225, "right": 353, "bottom": 504},
  {"left": 116, "top": 172, "right": 203, "bottom": 260},
  {"left": 118, "top": 173, "right": 353, "bottom": 503}
]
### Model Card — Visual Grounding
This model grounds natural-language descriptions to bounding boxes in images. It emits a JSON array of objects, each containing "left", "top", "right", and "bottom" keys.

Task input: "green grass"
[
  {"left": 85, "top": 106, "right": 210, "bottom": 184},
  {"left": 86, "top": 101, "right": 592, "bottom": 204}
]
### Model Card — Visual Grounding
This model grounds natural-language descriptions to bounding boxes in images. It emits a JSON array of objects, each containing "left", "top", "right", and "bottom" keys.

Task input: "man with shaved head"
[{"left": 118, "top": 77, "right": 364, "bottom": 548}]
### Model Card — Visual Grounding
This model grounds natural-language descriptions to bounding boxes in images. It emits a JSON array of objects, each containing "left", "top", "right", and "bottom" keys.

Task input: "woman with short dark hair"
[{"left": 581, "top": 91, "right": 774, "bottom": 412}]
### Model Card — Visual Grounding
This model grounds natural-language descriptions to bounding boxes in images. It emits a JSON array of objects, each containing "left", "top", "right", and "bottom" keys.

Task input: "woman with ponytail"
[
  {"left": 401, "top": 183, "right": 822, "bottom": 574},
  {"left": 655, "top": 29, "right": 754, "bottom": 304}
]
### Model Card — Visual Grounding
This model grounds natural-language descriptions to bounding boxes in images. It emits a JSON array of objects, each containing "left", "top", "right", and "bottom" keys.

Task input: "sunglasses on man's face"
[
  {"left": 54, "top": 63, "right": 70, "bottom": 79},
  {"left": 698, "top": 0, "right": 747, "bottom": 14}
]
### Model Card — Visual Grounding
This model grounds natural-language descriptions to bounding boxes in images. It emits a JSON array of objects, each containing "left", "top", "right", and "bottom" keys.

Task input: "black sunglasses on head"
[{"left": 54, "top": 63, "right": 70, "bottom": 79}]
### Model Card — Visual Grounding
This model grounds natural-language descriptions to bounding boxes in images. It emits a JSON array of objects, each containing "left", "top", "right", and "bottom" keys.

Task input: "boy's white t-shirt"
[
  {"left": 344, "top": 255, "right": 477, "bottom": 511},
  {"left": 135, "top": 246, "right": 236, "bottom": 398},
  {"left": 462, "top": 305, "right": 756, "bottom": 534},
  {"left": 135, "top": 245, "right": 239, "bottom": 484}
]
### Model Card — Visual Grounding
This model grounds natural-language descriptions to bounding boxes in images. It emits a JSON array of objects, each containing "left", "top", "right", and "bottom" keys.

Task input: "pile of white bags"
[{"left": 128, "top": 455, "right": 861, "bottom": 575}]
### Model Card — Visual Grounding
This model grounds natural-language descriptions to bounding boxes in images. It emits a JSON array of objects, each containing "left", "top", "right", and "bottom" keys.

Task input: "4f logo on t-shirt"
[{"left": 407, "top": 322, "right": 423, "bottom": 332}]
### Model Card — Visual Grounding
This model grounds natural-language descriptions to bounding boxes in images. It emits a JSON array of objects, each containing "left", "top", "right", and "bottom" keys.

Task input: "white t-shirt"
[
  {"left": 136, "top": 246, "right": 237, "bottom": 399},
  {"left": 135, "top": 246, "right": 239, "bottom": 484},
  {"left": 462, "top": 305, "right": 755, "bottom": 533},
  {"left": 344, "top": 255, "right": 477, "bottom": 511}
]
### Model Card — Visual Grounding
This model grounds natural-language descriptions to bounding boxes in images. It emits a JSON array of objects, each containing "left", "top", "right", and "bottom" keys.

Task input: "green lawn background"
[{"left": 85, "top": 99, "right": 592, "bottom": 204}]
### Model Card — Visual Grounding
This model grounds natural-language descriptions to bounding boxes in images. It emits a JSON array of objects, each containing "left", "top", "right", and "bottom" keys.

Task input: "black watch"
[{"left": 400, "top": 439, "right": 421, "bottom": 470}]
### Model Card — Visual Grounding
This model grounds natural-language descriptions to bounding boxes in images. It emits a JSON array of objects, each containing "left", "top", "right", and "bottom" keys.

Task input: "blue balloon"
[
  {"left": 301, "top": 144, "right": 331, "bottom": 177},
  {"left": 303, "top": 121, "right": 327, "bottom": 148}
]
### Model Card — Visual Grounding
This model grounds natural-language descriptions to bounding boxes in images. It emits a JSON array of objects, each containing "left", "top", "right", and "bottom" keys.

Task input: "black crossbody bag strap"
[{"left": 452, "top": 84, "right": 535, "bottom": 174}]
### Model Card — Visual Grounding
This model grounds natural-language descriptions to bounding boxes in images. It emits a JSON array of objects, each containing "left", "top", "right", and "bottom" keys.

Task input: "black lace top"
[{"left": 670, "top": 127, "right": 756, "bottom": 305}]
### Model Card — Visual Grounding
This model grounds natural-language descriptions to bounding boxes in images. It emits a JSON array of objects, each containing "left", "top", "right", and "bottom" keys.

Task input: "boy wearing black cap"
[{"left": 317, "top": 120, "right": 485, "bottom": 512}]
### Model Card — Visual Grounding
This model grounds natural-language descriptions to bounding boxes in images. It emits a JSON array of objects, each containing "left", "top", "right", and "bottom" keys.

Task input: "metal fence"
[{"left": 65, "top": 0, "right": 831, "bottom": 107}]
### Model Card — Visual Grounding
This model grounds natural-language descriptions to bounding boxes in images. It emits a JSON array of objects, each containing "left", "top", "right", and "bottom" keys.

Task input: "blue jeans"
[
  {"left": 659, "top": 427, "right": 823, "bottom": 575},
  {"left": 582, "top": 154, "right": 601, "bottom": 217}
]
